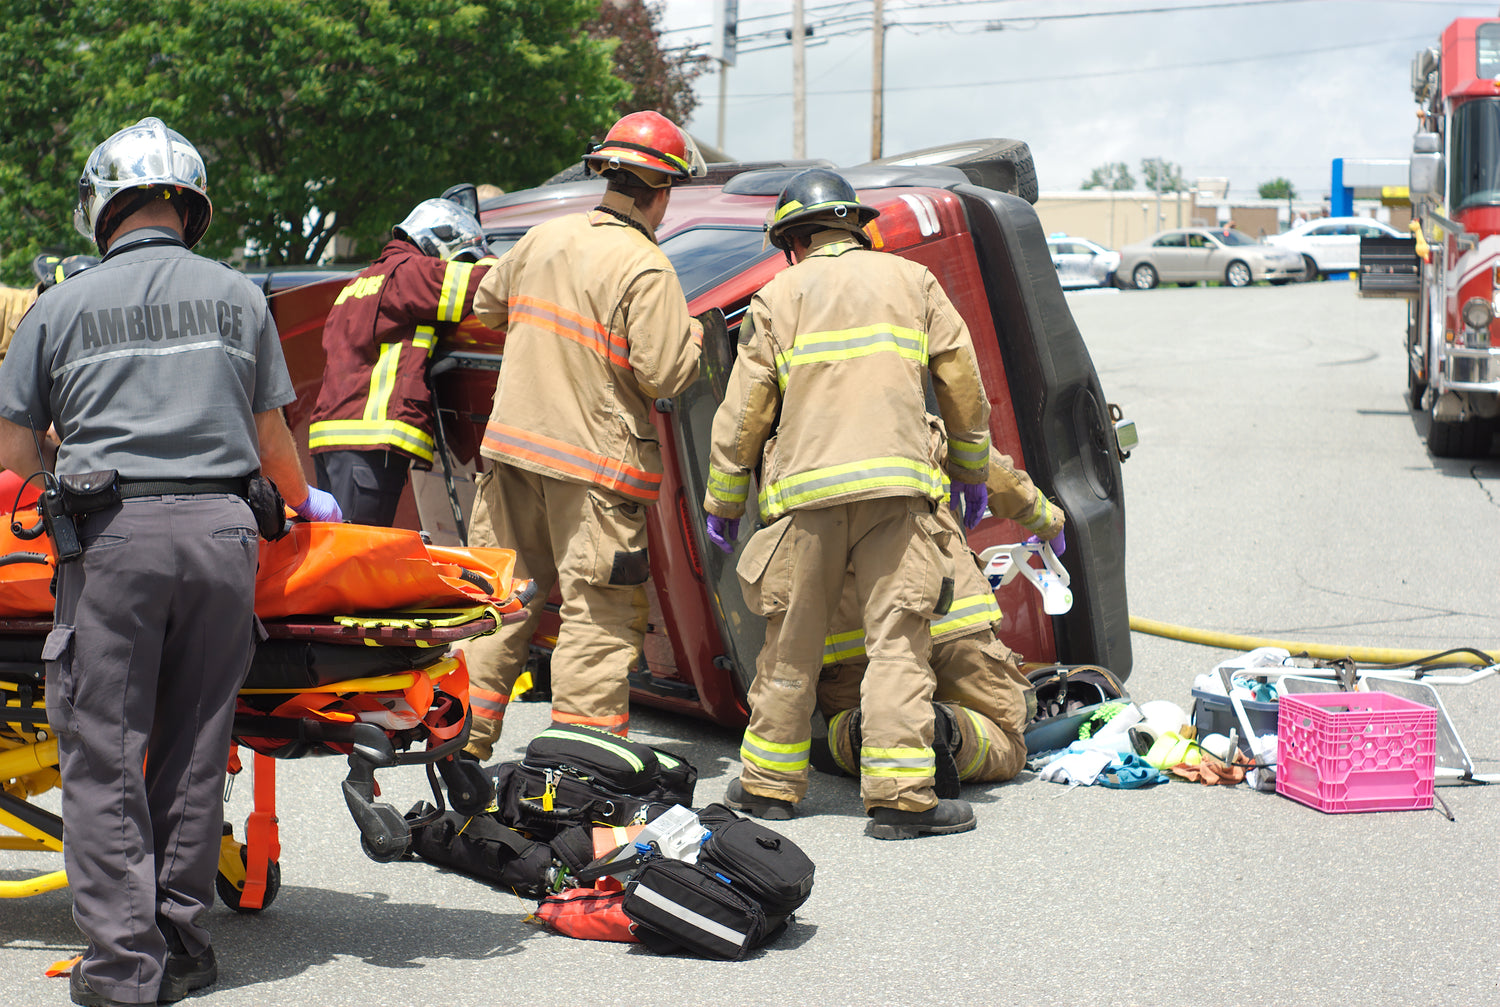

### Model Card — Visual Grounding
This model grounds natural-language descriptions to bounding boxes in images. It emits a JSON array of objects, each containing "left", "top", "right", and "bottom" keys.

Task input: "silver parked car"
[
  {"left": 1264, "top": 216, "right": 1404, "bottom": 282},
  {"left": 1116, "top": 227, "right": 1303, "bottom": 289},
  {"left": 1046, "top": 233, "right": 1120, "bottom": 288}
]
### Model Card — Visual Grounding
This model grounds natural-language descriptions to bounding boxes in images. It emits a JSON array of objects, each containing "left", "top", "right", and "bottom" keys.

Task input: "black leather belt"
[{"left": 118, "top": 478, "right": 249, "bottom": 499}]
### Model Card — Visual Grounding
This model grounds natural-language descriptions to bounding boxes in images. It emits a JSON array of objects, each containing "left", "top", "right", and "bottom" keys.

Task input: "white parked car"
[
  {"left": 1265, "top": 216, "right": 1404, "bottom": 282},
  {"left": 1046, "top": 234, "right": 1120, "bottom": 289}
]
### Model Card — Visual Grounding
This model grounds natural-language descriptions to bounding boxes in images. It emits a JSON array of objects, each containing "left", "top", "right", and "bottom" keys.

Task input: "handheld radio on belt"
[{"left": 10, "top": 420, "right": 82, "bottom": 564}]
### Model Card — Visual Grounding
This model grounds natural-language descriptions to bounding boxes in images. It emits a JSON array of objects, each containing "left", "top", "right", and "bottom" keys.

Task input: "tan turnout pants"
[
  {"left": 462, "top": 464, "right": 649, "bottom": 759},
  {"left": 737, "top": 496, "right": 953, "bottom": 812}
]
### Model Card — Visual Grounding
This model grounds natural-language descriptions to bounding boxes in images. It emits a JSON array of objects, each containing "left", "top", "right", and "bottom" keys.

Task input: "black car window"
[
  {"left": 659, "top": 226, "right": 776, "bottom": 299},
  {"left": 1154, "top": 234, "right": 1185, "bottom": 248}
]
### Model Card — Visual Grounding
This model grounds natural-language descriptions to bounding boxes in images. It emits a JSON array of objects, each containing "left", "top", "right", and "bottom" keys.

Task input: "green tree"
[
  {"left": 0, "top": 3, "right": 111, "bottom": 284},
  {"left": 1080, "top": 162, "right": 1135, "bottom": 191},
  {"left": 1140, "top": 158, "right": 1186, "bottom": 193},
  {"left": 0, "top": 0, "right": 630, "bottom": 279},
  {"left": 1259, "top": 177, "right": 1296, "bottom": 200},
  {"left": 587, "top": 0, "right": 708, "bottom": 126}
]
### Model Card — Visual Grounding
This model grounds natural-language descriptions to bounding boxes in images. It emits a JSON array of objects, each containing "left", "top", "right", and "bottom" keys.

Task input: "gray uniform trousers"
[{"left": 46, "top": 494, "right": 257, "bottom": 1003}]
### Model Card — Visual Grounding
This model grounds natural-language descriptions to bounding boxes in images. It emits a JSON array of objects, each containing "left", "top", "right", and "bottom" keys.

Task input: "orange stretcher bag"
[
  {"left": 0, "top": 471, "right": 53, "bottom": 618},
  {"left": 253, "top": 522, "right": 518, "bottom": 618}
]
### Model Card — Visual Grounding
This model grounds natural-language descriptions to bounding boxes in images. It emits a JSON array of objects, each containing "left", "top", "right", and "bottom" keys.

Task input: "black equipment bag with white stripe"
[
  {"left": 621, "top": 804, "right": 813, "bottom": 959},
  {"left": 622, "top": 859, "right": 771, "bottom": 960}
]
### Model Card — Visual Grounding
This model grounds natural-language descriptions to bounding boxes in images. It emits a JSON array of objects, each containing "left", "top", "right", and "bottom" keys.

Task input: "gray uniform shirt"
[{"left": 0, "top": 227, "right": 296, "bottom": 479}]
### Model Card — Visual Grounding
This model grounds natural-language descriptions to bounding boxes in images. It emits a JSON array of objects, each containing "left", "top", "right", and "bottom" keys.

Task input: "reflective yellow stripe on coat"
[
  {"left": 821, "top": 590, "right": 1001, "bottom": 665},
  {"left": 772, "top": 323, "right": 928, "bottom": 392},
  {"left": 308, "top": 338, "right": 437, "bottom": 461},
  {"left": 758, "top": 456, "right": 945, "bottom": 521}
]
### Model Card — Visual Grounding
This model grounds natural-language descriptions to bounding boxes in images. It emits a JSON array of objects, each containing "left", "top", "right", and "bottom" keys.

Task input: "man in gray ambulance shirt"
[{"left": 0, "top": 118, "right": 342, "bottom": 1006}]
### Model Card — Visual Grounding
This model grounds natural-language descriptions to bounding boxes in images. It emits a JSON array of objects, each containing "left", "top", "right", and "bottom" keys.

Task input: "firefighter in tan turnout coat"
[
  {"left": 703, "top": 167, "right": 993, "bottom": 840},
  {"left": 461, "top": 111, "right": 705, "bottom": 757}
]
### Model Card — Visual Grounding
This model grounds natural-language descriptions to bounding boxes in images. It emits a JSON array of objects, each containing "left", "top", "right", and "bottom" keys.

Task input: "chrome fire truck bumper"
[{"left": 1439, "top": 343, "right": 1500, "bottom": 393}]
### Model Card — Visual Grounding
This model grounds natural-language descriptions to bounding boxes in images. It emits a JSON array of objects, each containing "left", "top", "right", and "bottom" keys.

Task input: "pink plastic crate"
[{"left": 1275, "top": 691, "right": 1436, "bottom": 814}]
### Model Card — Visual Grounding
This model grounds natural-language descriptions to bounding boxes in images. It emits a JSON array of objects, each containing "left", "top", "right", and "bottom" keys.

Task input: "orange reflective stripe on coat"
[
  {"left": 552, "top": 709, "right": 629, "bottom": 736},
  {"left": 510, "top": 294, "right": 632, "bottom": 370},
  {"left": 481, "top": 422, "right": 663, "bottom": 503}
]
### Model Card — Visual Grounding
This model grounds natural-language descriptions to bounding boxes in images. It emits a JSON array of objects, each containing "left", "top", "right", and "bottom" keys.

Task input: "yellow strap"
[{"left": 332, "top": 606, "right": 493, "bottom": 630}]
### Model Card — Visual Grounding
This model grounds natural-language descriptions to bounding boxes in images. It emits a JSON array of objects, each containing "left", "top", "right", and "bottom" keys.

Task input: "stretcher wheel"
[
  {"left": 360, "top": 833, "right": 408, "bottom": 864},
  {"left": 216, "top": 846, "right": 282, "bottom": 913},
  {"left": 356, "top": 801, "right": 412, "bottom": 863}
]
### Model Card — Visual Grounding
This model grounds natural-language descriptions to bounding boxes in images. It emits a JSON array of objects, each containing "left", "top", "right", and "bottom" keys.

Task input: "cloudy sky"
[{"left": 657, "top": 0, "right": 1499, "bottom": 201}]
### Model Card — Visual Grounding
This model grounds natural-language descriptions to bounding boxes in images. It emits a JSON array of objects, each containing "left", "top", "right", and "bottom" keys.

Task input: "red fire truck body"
[{"left": 1402, "top": 18, "right": 1500, "bottom": 456}]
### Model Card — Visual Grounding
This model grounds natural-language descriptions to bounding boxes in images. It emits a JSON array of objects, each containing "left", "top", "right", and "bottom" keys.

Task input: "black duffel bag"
[
  {"left": 522, "top": 723, "right": 697, "bottom": 806},
  {"left": 404, "top": 802, "right": 593, "bottom": 900}
]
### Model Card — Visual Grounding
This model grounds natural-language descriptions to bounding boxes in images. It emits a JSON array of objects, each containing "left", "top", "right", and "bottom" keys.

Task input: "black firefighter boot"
[
  {"left": 932, "top": 702, "right": 963, "bottom": 800},
  {"left": 864, "top": 798, "right": 977, "bottom": 841}
]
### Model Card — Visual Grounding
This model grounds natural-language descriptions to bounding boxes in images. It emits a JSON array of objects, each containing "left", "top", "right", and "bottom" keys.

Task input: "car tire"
[
  {"left": 1131, "top": 263, "right": 1158, "bottom": 290},
  {"left": 1225, "top": 260, "right": 1252, "bottom": 287},
  {"left": 1298, "top": 255, "right": 1318, "bottom": 283},
  {"left": 541, "top": 161, "right": 591, "bottom": 186},
  {"left": 869, "top": 138, "right": 1038, "bottom": 203}
]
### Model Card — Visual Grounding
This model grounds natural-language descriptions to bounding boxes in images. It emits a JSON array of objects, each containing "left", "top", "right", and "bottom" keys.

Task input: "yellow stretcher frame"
[{"left": 1, "top": 646, "right": 476, "bottom": 911}]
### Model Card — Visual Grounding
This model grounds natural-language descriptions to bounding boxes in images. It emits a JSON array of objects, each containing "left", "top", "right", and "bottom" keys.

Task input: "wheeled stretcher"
[{"left": 0, "top": 509, "right": 532, "bottom": 913}]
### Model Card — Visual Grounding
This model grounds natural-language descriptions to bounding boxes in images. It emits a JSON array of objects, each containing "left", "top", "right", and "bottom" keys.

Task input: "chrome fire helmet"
[
  {"left": 74, "top": 117, "right": 212, "bottom": 250},
  {"left": 394, "top": 198, "right": 489, "bottom": 262}
]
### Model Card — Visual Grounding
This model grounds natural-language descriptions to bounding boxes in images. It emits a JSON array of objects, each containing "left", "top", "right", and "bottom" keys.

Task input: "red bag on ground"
[{"left": 531, "top": 887, "right": 639, "bottom": 943}]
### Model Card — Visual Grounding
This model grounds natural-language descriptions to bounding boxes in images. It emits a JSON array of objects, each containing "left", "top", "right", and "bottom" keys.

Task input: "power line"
[{"left": 697, "top": 32, "right": 1435, "bottom": 100}]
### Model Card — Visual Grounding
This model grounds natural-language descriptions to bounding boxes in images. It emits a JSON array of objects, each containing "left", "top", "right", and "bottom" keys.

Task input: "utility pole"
[
  {"left": 711, "top": 1, "right": 738, "bottom": 154},
  {"left": 717, "top": 65, "right": 729, "bottom": 153},
  {"left": 871, "top": 0, "right": 884, "bottom": 160},
  {"left": 1153, "top": 156, "right": 1162, "bottom": 232},
  {"left": 792, "top": 0, "right": 806, "bottom": 158}
]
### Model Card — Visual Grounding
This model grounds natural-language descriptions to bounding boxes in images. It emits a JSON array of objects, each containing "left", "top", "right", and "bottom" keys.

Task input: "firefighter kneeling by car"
[
  {"left": 815, "top": 446, "right": 1067, "bottom": 792},
  {"left": 703, "top": 167, "right": 992, "bottom": 840}
]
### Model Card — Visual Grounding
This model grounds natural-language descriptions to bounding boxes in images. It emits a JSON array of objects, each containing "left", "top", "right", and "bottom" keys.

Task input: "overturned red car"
[{"left": 259, "top": 139, "right": 1134, "bottom": 730}]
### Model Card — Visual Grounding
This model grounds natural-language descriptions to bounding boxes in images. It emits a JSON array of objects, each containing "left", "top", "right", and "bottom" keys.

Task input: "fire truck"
[{"left": 1384, "top": 17, "right": 1500, "bottom": 456}]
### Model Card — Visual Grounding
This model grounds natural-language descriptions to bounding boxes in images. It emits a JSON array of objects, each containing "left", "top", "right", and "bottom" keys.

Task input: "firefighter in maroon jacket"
[{"left": 308, "top": 197, "right": 495, "bottom": 525}]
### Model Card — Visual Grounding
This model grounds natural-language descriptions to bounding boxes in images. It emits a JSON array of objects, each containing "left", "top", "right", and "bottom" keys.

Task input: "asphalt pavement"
[{"left": 5, "top": 279, "right": 1498, "bottom": 1006}]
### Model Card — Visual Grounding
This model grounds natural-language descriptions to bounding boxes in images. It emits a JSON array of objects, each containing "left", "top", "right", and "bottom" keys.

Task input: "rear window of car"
[
  {"left": 1154, "top": 234, "right": 1185, "bottom": 247},
  {"left": 659, "top": 227, "right": 775, "bottom": 299}
]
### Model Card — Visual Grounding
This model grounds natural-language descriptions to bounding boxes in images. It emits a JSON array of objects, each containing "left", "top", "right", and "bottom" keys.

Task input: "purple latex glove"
[
  {"left": 951, "top": 482, "right": 988, "bottom": 531},
  {"left": 293, "top": 486, "right": 344, "bottom": 523},
  {"left": 706, "top": 514, "right": 740, "bottom": 554},
  {"left": 1026, "top": 528, "right": 1067, "bottom": 558}
]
